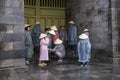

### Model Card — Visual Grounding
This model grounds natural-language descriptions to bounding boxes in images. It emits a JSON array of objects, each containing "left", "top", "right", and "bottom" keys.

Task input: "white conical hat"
[
  {"left": 78, "top": 33, "right": 88, "bottom": 39},
  {"left": 39, "top": 33, "right": 47, "bottom": 39},
  {"left": 24, "top": 24, "right": 30, "bottom": 28},
  {"left": 83, "top": 29, "right": 89, "bottom": 32},
  {"left": 50, "top": 25, "right": 58, "bottom": 31},
  {"left": 48, "top": 30, "right": 55, "bottom": 35},
  {"left": 36, "top": 21, "right": 40, "bottom": 24},
  {"left": 54, "top": 38, "right": 63, "bottom": 44},
  {"left": 69, "top": 20, "right": 75, "bottom": 24}
]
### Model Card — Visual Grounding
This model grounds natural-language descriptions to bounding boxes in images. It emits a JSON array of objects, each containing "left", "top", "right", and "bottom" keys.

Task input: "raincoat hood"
[{"left": 79, "top": 33, "right": 88, "bottom": 39}]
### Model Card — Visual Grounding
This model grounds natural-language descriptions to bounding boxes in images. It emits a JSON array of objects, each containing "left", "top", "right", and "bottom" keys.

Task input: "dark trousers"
[
  {"left": 69, "top": 44, "right": 76, "bottom": 53},
  {"left": 32, "top": 46, "right": 40, "bottom": 63}
]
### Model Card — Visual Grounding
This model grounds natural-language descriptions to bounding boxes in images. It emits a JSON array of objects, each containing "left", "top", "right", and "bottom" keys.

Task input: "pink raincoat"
[{"left": 39, "top": 37, "right": 49, "bottom": 61}]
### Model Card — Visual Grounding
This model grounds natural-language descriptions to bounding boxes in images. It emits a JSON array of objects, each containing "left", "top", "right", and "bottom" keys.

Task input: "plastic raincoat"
[
  {"left": 68, "top": 25, "right": 77, "bottom": 45},
  {"left": 32, "top": 24, "right": 42, "bottom": 47},
  {"left": 25, "top": 31, "right": 34, "bottom": 59},
  {"left": 77, "top": 33, "right": 91, "bottom": 62}
]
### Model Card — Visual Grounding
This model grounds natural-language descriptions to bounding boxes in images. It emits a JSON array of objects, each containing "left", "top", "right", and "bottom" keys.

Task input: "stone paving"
[{"left": 0, "top": 59, "right": 120, "bottom": 80}]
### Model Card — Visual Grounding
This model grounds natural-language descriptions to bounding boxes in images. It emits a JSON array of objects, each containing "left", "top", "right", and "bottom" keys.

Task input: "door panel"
[
  {"left": 54, "top": 18, "right": 59, "bottom": 28},
  {"left": 25, "top": 17, "right": 29, "bottom": 24},
  {"left": 40, "top": 17, "right": 46, "bottom": 31},
  {"left": 29, "top": 17, "right": 36, "bottom": 28},
  {"left": 47, "top": 18, "right": 52, "bottom": 27},
  {"left": 24, "top": 0, "right": 66, "bottom": 30},
  {"left": 59, "top": 18, "right": 65, "bottom": 26}
]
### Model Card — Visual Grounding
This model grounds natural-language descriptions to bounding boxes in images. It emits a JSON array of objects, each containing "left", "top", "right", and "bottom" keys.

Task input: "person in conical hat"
[
  {"left": 77, "top": 28, "right": 91, "bottom": 67},
  {"left": 38, "top": 33, "right": 49, "bottom": 67},
  {"left": 49, "top": 38, "right": 65, "bottom": 62},
  {"left": 32, "top": 21, "right": 42, "bottom": 63},
  {"left": 24, "top": 24, "right": 34, "bottom": 65},
  {"left": 68, "top": 20, "right": 77, "bottom": 54}
]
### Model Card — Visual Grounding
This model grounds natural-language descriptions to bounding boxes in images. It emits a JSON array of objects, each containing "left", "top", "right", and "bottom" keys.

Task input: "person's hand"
[{"left": 48, "top": 48, "right": 51, "bottom": 50}]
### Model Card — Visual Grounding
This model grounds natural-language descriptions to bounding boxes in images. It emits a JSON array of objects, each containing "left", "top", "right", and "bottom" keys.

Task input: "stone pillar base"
[{"left": 0, "top": 58, "right": 27, "bottom": 69}]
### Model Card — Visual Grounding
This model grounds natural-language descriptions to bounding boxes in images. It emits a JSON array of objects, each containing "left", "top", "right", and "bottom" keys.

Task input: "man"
[
  {"left": 32, "top": 21, "right": 42, "bottom": 63},
  {"left": 68, "top": 20, "right": 77, "bottom": 54}
]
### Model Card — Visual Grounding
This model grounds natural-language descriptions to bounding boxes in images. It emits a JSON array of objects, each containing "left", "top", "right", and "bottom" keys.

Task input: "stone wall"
[
  {"left": 0, "top": 0, "right": 25, "bottom": 67},
  {"left": 66, "top": 0, "right": 120, "bottom": 63}
]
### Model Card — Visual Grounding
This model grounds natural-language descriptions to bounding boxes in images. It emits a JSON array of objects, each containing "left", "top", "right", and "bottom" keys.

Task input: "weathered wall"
[
  {"left": 66, "top": 0, "right": 120, "bottom": 62},
  {"left": 0, "top": 0, "right": 25, "bottom": 67}
]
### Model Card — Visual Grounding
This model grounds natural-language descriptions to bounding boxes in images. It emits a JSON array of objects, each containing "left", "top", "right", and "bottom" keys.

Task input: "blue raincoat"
[
  {"left": 68, "top": 25, "right": 77, "bottom": 45},
  {"left": 25, "top": 31, "right": 34, "bottom": 59},
  {"left": 77, "top": 36, "right": 91, "bottom": 62},
  {"left": 59, "top": 28, "right": 67, "bottom": 41},
  {"left": 32, "top": 24, "right": 42, "bottom": 47}
]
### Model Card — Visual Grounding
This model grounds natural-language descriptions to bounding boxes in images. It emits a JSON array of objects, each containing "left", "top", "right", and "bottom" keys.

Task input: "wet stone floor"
[{"left": 0, "top": 59, "right": 120, "bottom": 80}]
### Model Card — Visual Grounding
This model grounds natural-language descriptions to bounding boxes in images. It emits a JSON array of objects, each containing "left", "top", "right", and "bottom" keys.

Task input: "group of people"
[{"left": 24, "top": 20, "right": 91, "bottom": 67}]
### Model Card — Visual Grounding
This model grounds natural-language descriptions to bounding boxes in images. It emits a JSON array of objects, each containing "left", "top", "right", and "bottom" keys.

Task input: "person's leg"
[
  {"left": 84, "top": 62, "right": 88, "bottom": 67},
  {"left": 80, "top": 62, "right": 84, "bottom": 67},
  {"left": 73, "top": 44, "right": 77, "bottom": 53},
  {"left": 25, "top": 57, "right": 30, "bottom": 65}
]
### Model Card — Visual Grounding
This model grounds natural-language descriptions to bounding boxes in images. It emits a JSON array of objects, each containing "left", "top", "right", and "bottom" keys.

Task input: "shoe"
[
  {"left": 25, "top": 61, "right": 29, "bottom": 65},
  {"left": 58, "top": 59, "right": 63, "bottom": 62},
  {"left": 80, "top": 64, "right": 83, "bottom": 67},
  {"left": 38, "top": 63, "right": 44, "bottom": 67},
  {"left": 43, "top": 63, "right": 47, "bottom": 66},
  {"left": 84, "top": 64, "right": 88, "bottom": 67}
]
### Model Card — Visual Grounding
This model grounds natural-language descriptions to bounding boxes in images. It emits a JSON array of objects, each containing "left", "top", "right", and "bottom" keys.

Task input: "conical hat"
[
  {"left": 36, "top": 21, "right": 40, "bottom": 24},
  {"left": 24, "top": 24, "right": 30, "bottom": 28},
  {"left": 48, "top": 30, "right": 55, "bottom": 35},
  {"left": 78, "top": 33, "right": 88, "bottom": 39},
  {"left": 83, "top": 29, "right": 89, "bottom": 32},
  {"left": 69, "top": 20, "right": 75, "bottom": 24},
  {"left": 50, "top": 25, "right": 58, "bottom": 31},
  {"left": 54, "top": 38, "right": 63, "bottom": 44},
  {"left": 39, "top": 33, "right": 47, "bottom": 39}
]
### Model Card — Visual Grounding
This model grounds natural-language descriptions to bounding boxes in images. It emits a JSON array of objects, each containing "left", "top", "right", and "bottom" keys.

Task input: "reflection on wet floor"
[{"left": 0, "top": 60, "right": 120, "bottom": 80}]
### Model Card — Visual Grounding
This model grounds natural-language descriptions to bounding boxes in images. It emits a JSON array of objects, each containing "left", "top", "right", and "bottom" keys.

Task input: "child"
[
  {"left": 49, "top": 38, "right": 65, "bottom": 62},
  {"left": 38, "top": 33, "right": 49, "bottom": 67}
]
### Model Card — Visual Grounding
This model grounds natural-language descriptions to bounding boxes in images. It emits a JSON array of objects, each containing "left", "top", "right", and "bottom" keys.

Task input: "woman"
[
  {"left": 39, "top": 33, "right": 49, "bottom": 67},
  {"left": 24, "top": 24, "right": 34, "bottom": 65},
  {"left": 49, "top": 38, "right": 65, "bottom": 62},
  {"left": 77, "top": 29, "right": 91, "bottom": 67}
]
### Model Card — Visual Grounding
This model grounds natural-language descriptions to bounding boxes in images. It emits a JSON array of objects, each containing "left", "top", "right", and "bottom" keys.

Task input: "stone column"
[
  {"left": 111, "top": 0, "right": 120, "bottom": 63},
  {"left": 0, "top": 0, "right": 25, "bottom": 68}
]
